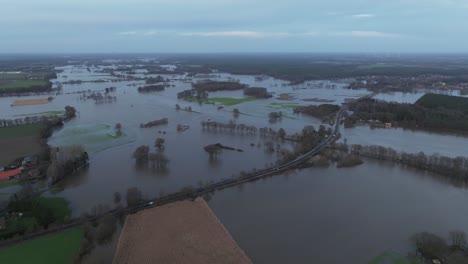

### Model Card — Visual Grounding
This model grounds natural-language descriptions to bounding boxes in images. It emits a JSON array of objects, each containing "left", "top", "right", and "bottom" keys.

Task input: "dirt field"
[
  {"left": 113, "top": 198, "right": 252, "bottom": 264},
  {"left": 11, "top": 98, "right": 49, "bottom": 106}
]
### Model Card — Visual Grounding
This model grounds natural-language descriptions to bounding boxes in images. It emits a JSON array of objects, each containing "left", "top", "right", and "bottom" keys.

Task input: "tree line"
[
  {"left": 332, "top": 143, "right": 468, "bottom": 182},
  {"left": 346, "top": 97, "right": 468, "bottom": 133}
]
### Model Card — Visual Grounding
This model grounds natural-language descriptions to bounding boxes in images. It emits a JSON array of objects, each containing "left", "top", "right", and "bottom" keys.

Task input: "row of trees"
[
  {"left": 0, "top": 105, "right": 75, "bottom": 128},
  {"left": 81, "top": 92, "right": 117, "bottom": 104},
  {"left": 0, "top": 82, "right": 52, "bottom": 96},
  {"left": 47, "top": 145, "right": 89, "bottom": 184},
  {"left": 332, "top": 143, "right": 468, "bottom": 181},
  {"left": 132, "top": 145, "right": 169, "bottom": 169},
  {"left": 243, "top": 87, "right": 272, "bottom": 98}
]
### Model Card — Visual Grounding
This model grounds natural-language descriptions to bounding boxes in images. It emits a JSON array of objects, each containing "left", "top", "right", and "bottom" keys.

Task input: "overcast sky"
[{"left": 1, "top": 0, "right": 467, "bottom": 53}]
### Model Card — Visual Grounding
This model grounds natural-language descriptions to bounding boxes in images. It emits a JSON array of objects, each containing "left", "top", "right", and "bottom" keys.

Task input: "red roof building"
[{"left": 0, "top": 168, "right": 21, "bottom": 180}]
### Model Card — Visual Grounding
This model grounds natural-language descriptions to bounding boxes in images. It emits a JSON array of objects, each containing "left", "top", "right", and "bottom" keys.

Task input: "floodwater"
[
  {"left": 209, "top": 159, "right": 468, "bottom": 264},
  {"left": 339, "top": 125, "right": 468, "bottom": 157},
  {"left": 2, "top": 64, "right": 468, "bottom": 263}
]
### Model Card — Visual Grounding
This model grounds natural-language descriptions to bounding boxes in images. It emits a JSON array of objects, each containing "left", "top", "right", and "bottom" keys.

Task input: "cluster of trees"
[
  {"left": 293, "top": 104, "right": 340, "bottom": 123},
  {"left": 145, "top": 76, "right": 167, "bottom": 84},
  {"left": 0, "top": 105, "right": 75, "bottom": 128},
  {"left": 411, "top": 231, "right": 468, "bottom": 263},
  {"left": 177, "top": 89, "right": 208, "bottom": 100},
  {"left": 416, "top": 93, "right": 468, "bottom": 113},
  {"left": 104, "top": 87, "right": 116, "bottom": 93},
  {"left": 76, "top": 213, "right": 118, "bottom": 261},
  {"left": 333, "top": 143, "right": 468, "bottom": 182},
  {"left": 47, "top": 145, "right": 89, "bottom": 184},
  {"left": 64, "top": 105, "right": 76, "bottom": 120},
  {"left": 201, "top": 120, "right": 258, "bottom": 134},
  {"left": 243, "top": 87, "right": 272, "bottom": 98},
  {"left": 346, "top": 96, "right": 468, "bottom": 132},
  {"left": 294, "top": 125, "right": 331, "bottom": 154},
  {"left": 192, "top": 80, "right": 247, "bottom": 92},
  {"left": 83, "top": 92, "right": 117, "bottom": 104},
  {"left": 204, "top": 144, "right": 223, "bottom": 158},
  {"left": 0, "top": 82, "right": 52, "bottom": 96},
  {"left": 140, "top": 118, "right": 168, "bottom": 128},
  {"left": 0, "top": 116, "right": 57, "bottom": 128},
  {"left": 132, "top": 145, "right": 169, "bottom": 169},
  {"left": 268, "top": 111, "right": 282, "bottom": 123},
  {"left": 201, "top": 120, "right": 289, "bottom": 141},
  {"left": 137, "top": 84, "right": 166, "bottom": 93}
]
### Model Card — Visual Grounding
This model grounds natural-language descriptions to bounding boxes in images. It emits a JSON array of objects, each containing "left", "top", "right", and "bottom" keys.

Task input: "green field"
[
  {"left": 0, "top": 180, "right": 20, "bottom": 189},
  {"left": 0, "top": 80, "right": 48, "bottom": 90},
  {"left": 0, "top": 73, "right": 27, "bottom": 80},
  {"left": 267, "top": 102, "right": 302, "bottom": 110},
  {"left": 0, "top": 123, "right": 43, "bottom": 139},
  {"left": 207, "top": 97, "right": 258, "bottom": 106},
  {"left": 14, "top": 110, "right": 65, "bottom": 118},
  {"left": 37, "top": 197, "right": 72, "bottom": 223},
  {"left": 50, "top": 123, "right": 136, "bottom": 153},
  {"left": 0, "top": 228, "right": 82, "bottom": 264}
]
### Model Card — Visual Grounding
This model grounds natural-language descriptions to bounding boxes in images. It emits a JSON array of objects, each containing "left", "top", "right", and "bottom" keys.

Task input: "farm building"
[{"left": 0, "top": 168, "right": 21, "bottom": 181}]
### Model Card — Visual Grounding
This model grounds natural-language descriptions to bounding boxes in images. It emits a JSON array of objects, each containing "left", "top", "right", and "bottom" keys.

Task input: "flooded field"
[
  {"left": 209, "top": 159, "right": 468, "bottom": 264},
  {"left": 2, "top": 63, "right": 468, "bottom": 263}
]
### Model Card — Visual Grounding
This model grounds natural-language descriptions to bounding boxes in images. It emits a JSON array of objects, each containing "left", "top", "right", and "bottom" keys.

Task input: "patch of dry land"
[
  {"left": 113, "top": 198, "right": 252, "bottom": 264},
  {"left": 11, "top": 98, "right": 49, "bottom": 106}
]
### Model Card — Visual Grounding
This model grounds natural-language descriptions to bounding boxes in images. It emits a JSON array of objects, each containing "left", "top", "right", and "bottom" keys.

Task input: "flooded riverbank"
[{"left": 208, "top": 159, "right": 468, "bottom": 264}]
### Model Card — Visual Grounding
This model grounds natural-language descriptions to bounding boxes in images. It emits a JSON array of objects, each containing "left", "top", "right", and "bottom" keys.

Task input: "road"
[{"left": 0, "top": 106, "right": 347, "bottom": 248}]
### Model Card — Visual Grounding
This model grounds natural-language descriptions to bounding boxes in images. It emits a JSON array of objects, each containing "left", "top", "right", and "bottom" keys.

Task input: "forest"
[
  {"left": 293, "top": 104, "right": 340, "bottom": 122},
  {"left": 346, "top": 96, "right": 468, "bottom": 133}
]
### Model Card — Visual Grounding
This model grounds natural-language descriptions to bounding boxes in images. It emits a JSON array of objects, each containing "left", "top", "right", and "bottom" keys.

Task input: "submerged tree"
[
  {"left": 132, "top": 145, "right": 149, "bottom": 163},
  {"left": 154, "top": 137, "right": 165, "bottom": 150},
  {"left": 233, "top": 108, "right": 240, "bottom": 119},
  {"left": 115, "top": 123, "right": 122, "bottom": 136},
  {"left": 204, "top": 144, "right": 222, "bottom": 158},
  {"left": 148, "top": 152, "right": 169, "bottom": 169}
]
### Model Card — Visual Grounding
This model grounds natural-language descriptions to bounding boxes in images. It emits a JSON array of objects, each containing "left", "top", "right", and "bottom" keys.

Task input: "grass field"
[
  {"left": 14, "top": 110, "right": 65, "bottom": 117},
  {"left": 37, "top": 197, "right": 72, "bottom": 223},
  {"left": 0, "top": 228, "right": 82, "bottom": 264},
  {"left": 0, "top": 123, "right": 43, "bottom": 139},
  {"left": 267, "top": 102, "right": 302, "bottom": 110},
  {"left": 208, "top": 97, "right": 258, "bottom": 106},
  {"left": 0, "top": 73, "right": 27, "bottom": 80},
  {"left": 0, "top": 80, "right": 48, "bottom": 90},
  {"left": 0, "top": 180, "right": 20, "bottom": 189}
]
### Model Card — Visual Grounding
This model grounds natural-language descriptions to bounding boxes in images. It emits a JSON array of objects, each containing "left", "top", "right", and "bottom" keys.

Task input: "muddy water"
[
  {"left": 208, "top": 159, "right": 468, "bottom": 264},
  {"left": 1, "top": 64, "right": 464, "bottom": 263},
  {"left": 339, "top": 125, "right": 468, "bottom": 157}
]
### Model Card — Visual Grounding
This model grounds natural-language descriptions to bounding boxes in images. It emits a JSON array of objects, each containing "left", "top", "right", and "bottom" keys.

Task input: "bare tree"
[
  {"left": 132, "top": 145, "right": 149, "bottom": 163},
  {"left": 449, "top": 230, "right": 467, "bottom": 248},
  {"left": 154, "top": 138, "right": 165, "bottom": 150},
  {"left": 115, "top": 123, "right": 122, "bottom": 135}
]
